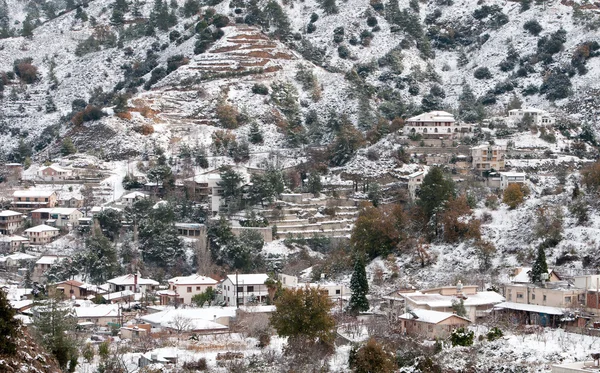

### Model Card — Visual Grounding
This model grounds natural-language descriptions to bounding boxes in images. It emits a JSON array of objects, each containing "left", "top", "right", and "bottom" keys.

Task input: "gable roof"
[
  {"left": 0, "top": 210, "right": 22, "bottom": 217},
  {"left": 511, "top": 267, "right": 558, "bottom": 283},
  {"left": 107, "top": 274, "right": 159, "bottom": 286},
  {"left": 13, "top": 190, "right": 56, "bottom": 198},
  {"left": 39, "top": 165, "right": 70, "bottom": 173},
  {"left": 402, "top": 291, "right": 505, "bottom": 308},
  {"left": 35, "top": 256, "right": 66, "bottom": 265},
  {"left": 407, "top": 111, "right": 455, "bottom": 123},
  {"left": 122, "top": 191, "right": 149, "bottom": 200},
  {"left": 24, "top": 224, "right": 60, "bottom": 233},
  {"left": 399, "top": 309, "right": 471, "bottom": 324}
]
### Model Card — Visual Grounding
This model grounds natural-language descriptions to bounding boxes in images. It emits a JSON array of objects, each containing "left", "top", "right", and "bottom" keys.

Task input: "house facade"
[
  {"left": 471, "top": 144, "right": 506, "bottom": 172},
  {"left": 278, "top": 274, "right": 350, "bottom": 300},
  {"left": 159, "top": 274, "right": 219, "bottom": 305},
  {"left": 121, "top": 192, "right": 149, "bottom": 206},
  {"left": 405, "top": 170, "right": 425, "bottom": 200},
  {"left": 508, "top": 108, "right": 555, "bottom": 126},
  {"left": 403, "top": 111, "right": 470, "bottom": 139},
  {"left": 12, "top": 190, "right": 58, "bottom": 212},
  {"left": 0, "top": 235, "right": 29, "bottom": 253},
  {"left": 107, "top": 274, "right": 159, "bottom": 294},
  {"left": 24, "top": 224, "right": 60, "bottom": 244},
  {"left": 499, "top": 172, "right": 527, "bottom": 190},
  {"left": 399, "top": 309, "right": 471, "bottom": 339},
  {"left": 221, "top": 273, "right": 269, "bottom": 306},
  {"left": 38, "top": 165, "right": 72, "bottom": 181},
  {"left": 33, "top": 255, "right": 66, "bottom": 281},
  {"left": 0, "top": 210, "right": 23, "bottom": 235},
  {"left": 31, "top": 208, "right": 83, "bottom": 227}
]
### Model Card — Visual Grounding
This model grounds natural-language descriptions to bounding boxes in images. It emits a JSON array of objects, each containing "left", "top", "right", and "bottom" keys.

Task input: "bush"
[
  {"left": 451, "top": 327, "right": 474, "bottom": 346},
  {"left": 252, "top": 83, "right": 269, "bottom": 95},
  {"left": 183, "top": 358, "right": 208, "bottom": 370},
  {"left": 503, "top": 183, "right": 525, "bottom": 209},
  {"left": 307, "top": 23, "right": 316, "bottom": 33},
  {"left": 487, "top": 327, "right": 503, "bottom": 341},
  {"left": 350, "top": 339, "right": 396, "bottom": 373},
  {"left": 473, "top": 67, "right": 492, "bottom": 79},
  {"left": 71, "top": 105, "right": 105, "bottom": 125},
  {"left": 523, "top": 19, "right": 542, "bottom": 36},
  {"left": 310, "top": 13, "right": 319, "bottom": 23},
  {"left": 367, "top": 16, "right": 378, "bottom": 27},
  {"left": 169, "top": 30, "right": 181, "bottom": 41},
  {"left": 13, "top": 59, "right": 38, "bottom": 84},
  {"left": 539, "top": 70, "right": 572, "bottom": 100},
  {"left": 522, "top": 84, "right": 539, "bottom": 96},
  {"left": 338, "top": 45, "right": 350, "bottom": 59}
]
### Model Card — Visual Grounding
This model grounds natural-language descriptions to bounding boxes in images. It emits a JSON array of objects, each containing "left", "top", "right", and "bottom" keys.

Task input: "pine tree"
[
  {"left": 248, "top": 121, "right": 264, "bottom": 144},
  {"left": 21, "top": 17, "right": 34, "bottom": 37},
  {"left": 349, "top": 253, "right": 369, "bottom": 314},
  {"left": 529, "top": 246, "right": 548, "bottom": 283},
  {"left": 45, "top": 94, "right": 57, "bottom": 113},
  {"left": 61, "top": 138, "right": 77, "bottom": 156},
  {"left": 0, "top": 289, "right": 20, "bottom": 355}
]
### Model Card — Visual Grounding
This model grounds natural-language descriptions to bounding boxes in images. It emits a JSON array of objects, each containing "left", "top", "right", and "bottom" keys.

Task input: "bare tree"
[{"left": 169, "top": 314, "right": 193, "bottom": 339}]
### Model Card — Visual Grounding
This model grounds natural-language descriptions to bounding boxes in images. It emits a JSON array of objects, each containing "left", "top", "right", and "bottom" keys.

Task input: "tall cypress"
[
  {"left": 349, "top": 253, "right": 369, "bottom": 314},
  {"left": 529, "top": 246, "right": 548, "bottom": 283}
]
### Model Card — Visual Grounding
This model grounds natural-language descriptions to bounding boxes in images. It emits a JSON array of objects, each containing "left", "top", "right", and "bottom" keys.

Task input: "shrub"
[
  {"left": 307, "top": 23, "right": 316, "bottom": 33},
  {"left": 539, "top": 70, "right": 572, "bottom": 100},
  {"left": 133, "top": 124, "right": 155, "bottom": 135},
  {"left": 169, "top": 30, "right": 181, "bottom": 41},
  {"left": 522, "top": 84, "right": 539, "bottom": 96},
  {"left": 367, "top": 16, "right": 378, "bottom": 27},
  {"left": 503, "top": 183, "right": 525, "bottom": 209},
  {"left": 451, "top": 327, "right": 474, "bottom": 346},
  {"left": 487, "top": 327, "right": 503, "bottom": 341},
  {"left": 350, "top": 339, "right": 396, "bottom": 373},
  {"left": 338, "top": 45, "right": 350, "bottom": 59},
  {"left": 183, "top": 358, "right": 208, "bottom": 370},
  {"left": 523, "top": 19, "right": 542, "bottom": 36},
  {"left": 252, "top": 83, "right": 269, "bottom": 95},
  {"left": 216, "top": 101, "right": 241, "bottom": 129},
  {"left": 474, "top": 66, "right": 492, "bottom": 79},
  {"left": 310, "top": 13, "right": 319, "bottom": 23},
  {"left": 13, "top": 59, "right": 38, "bottom": 84},
  {"left": 71, "top": 105, "right": 105, "bottom": 125}
]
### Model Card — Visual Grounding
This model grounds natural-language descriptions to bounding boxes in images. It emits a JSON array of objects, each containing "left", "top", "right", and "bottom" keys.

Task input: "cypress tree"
[
  {"left": 0, "top": 290, "right": 20, "bottom": 355},
  {"left": 349, "top": 253, "right": 369, "bottom": 314},
  {"left": 529, "top": 246, "right": 548, "bottom": 283},
  {"left": 248, "top": 121, "right": 263, "bottom": 144}
]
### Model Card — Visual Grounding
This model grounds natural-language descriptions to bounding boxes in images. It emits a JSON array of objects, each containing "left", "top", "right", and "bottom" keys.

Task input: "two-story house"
[
  {"left": 12, "top": 190, "right": 58, "bottom": 212},
  {"left": 471, "top": 144, "right": 506, "bottom": 172},
  {"left": 37, "top": 165, "right": 73, "bottom": 181},
  {"left": 107, "top": 273, "right": 159, "bottom": 294},
  {"left": 221, "top": 273, "right": 269, "bottom": 306},
  {"left": 403, "top": 111, "right": 472, "bottom": 139},
  {"left": 158, "top": 274, "right": 219, "bottom": 305},
  {"left": 0, "top": 210, "right": 23, "bottom": 234},
  {"left": 33, "top": 255, "right": 66, "bottom": 281},
  {"left": 30, "top": 208, "right": 83, "bottom": 228},
  {"left": 0, "top": 235, "right": 29, "bottom": 253},
  {"left": 121, "top": 191, "right": 149, "bottom": 206},
  {"left": 24, "top": 224, "right": 60, "bottom": 245},
  {"left": 508, "top": 108, "right": 555, "bottom": 126}
]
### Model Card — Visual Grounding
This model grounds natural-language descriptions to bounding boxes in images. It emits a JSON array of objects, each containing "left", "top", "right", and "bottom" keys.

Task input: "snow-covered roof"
[
  {"left": 225, "top": 273, "right": 269, "bottom": 285},
  {"left": 0, "top": 253, "right": 35, "bottom": 262},
  {"left": 511, "top": 267, "right": 555, "bottom": 283},
  {"left": 139, "top": 307, "right": 237, "bottom": 331},
  {"left": 398, "top": 309, "right": 471, "bottom": 324},
  {"left": 39, "top": 165, "right": 70, "bottom": 173},
  {"left": 508, "top": 108, "right": 548, "bottom": 114},
  {"left": 403, "top": 291, "right": 505, "bottom": 308},
  {"left": 102, "top": 290, "right": 134, "bottom": 301},
  {"left": 0, "top": 235, "right": 29, "bottom": 243},
  {"left": 74, "top": 304, "right": 120, "bottom": 318},
  {"left": 31, "top": 208, "right": 80, "bottom": 215},
  {"left": 238, "top": 305, "right": 276, "bottom": 313},
  {"left": 0, "top": 210, "right": 22, "bottom": 217},
  {"left": 168, "top": 275, "right": 218, "bottom": 286},
  {"left": 407, "top": 171, "right": 425, "bottom": 179},
  {"left": 24, "top": 224, "right": 60, "bottom": 233},
  {"left": 499, "top": 172, "right": 527, "bottom": 178},
  {"left": 35, "top": 256, "right": 65, "bottom": 265},
  {"left": 122, "top": 191, "right": 149, "bottom": 199},
  {"left": 107, "top": 274, "right": 159, "bottom": 286},
  {"left": 494, "top": 301, "right": 565, "bottom": 315},
  {"left": 13, "top": 190, "right": 56, "bottom": 198},
  {"left": 406, "top": 111, "right": 455, "bottom": 123},
  {"left": 10, "top": 299, "right": 34, "bottom": 310}
]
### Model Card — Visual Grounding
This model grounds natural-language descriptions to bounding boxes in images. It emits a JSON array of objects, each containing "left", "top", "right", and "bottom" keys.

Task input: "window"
[
  {"left": 531, "top": 294, "right": 535, "bottom": 300},
  {"left": 517, "top": 293, "right": 524, "bottom": 299},
  {"left": 196, "top": 286, "right": 201, "bottom": 291},
  {"left": 336, "top": 289, "right": 341, "bottom": 295},
  {"left": 543, "top": 295, "right": 547, "bottom": 301},
  {"left": 247, "top": 286, "right": 254, "bottom": 292},
  {"left": 187, "top": 287, "right": 192, "bottom": 293},
  {"left": 237, "top": 287, "right": 243, "bottom": 293},
  {"left": 565, "top": 296, "right": 572, "bottom": 303}
]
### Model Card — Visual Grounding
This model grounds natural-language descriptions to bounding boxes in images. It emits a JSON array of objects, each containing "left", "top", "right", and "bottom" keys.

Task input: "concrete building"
[
  {"left": 499, "top": 172, "right": 527, "bottom": 190},
  {"left": 471, "top": 144, "right": 506, "bottom": 172},
  {"left": 0, "top": 235, "right": 29, "bottom": 252},
  {"left": 508, "top": 108, "right": 555, "bottom": 126},
  {"left": 30, "top": 208, "right": 83, "bottom": 227},
  {"left": 33, "top": 255, "right": 66, "bottom": 281},
  {"left": 74, "top": 304, "right": 120, "bottom": 327},
  {"left": 158, "top": 274, "right": 219, "bottom": 305},
  {"left": 399, "top": 309, "right": 471, "bottom": 339},
  {"left": 0, "top": 210, "right": 23, "bottom": 235},
  {"left": 121, "top": 191, "right": 149, "bottom": 206},
  {"left": 278, "top": 274, "right": 350, "bottom": 301},
  {"left": 221, "top": 273, "right": 269, "bottom": 306},
  {"left": 24, "top": 224, "right": 60, "bottom": 245},
  {"left": 37, "top": 165, "right": 72, "bottom": 181},
  {"left": 405, "top": 170, "right": 426, "bottom": 201},
  {"left": 12, "top": 190, "right": 58, "bottom": 212}
]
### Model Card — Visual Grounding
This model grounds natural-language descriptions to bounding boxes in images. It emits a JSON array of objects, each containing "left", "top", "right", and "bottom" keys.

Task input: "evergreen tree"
[
  {"left": 318, "top": 0, "right": 338, "bottom": 14},
  {"left": 61, "top": 138, "right": 77, "bottom": 156},
  {"left": 21, "top": 17, "right": 34, "bottom": 37},
  {"left": 111, "top": 9, "right": 125, "bottom": 25},
  {"left": 45, "top": 94, "right": 57, "bottom": 113},
  {"left": 0, "top": 289, "right": 20, "bottom": 355},
  {"left": 84, "top": 229, "right": 120, "bottom": 284},
  {"left": 114, "top": 0, "right": 129, "bottom": 13},
  {"left": 417, "top": 166, "right": 456, "bottom": 220},
  {"left": 529, "top": 246, "right": 548, "bottom": 283},
  {"left": 132, "top": 0, "right": 142, "bottom": 17},
  {"left": 183, "top": 0, "right": 200, "bottom": 17},
  {"left": 248, "top": 121, "right": 264, "bottom": 144},
  {"left": 349, "top": 253, "right": 369, "bottom": 314},
  {"left": 264, "top": 1, "right": 291, "bottom": 40}
]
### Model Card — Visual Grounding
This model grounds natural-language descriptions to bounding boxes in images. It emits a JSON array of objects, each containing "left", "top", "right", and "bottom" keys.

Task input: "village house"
[
  {"left": 471, "top": 144, "right": 506, "bottom": 172},
  {"left": 120, "top": 324, "right": 151, "bottom": 340},
  {"left": 508, "top": 108, "right": 555, "bottom": 126},
  {"left": 12, "top": 190, "right": 58, "bottom": 212},
  {"left": 278, "top": 274, "right": 350, "bottom": 301},
  {"left": 4, "top": 163, "right": 23, "bottom": 180},
  {"left": 394, "top": 282, "right": 505, "bottom": 322},
  {"left": 571, "top": 275, "right": 600, "bottom": 314},
  {"left": 158, "top": 274, "right": 219, "bottom": 305},
  {"left": 404, "top": 170, "right": 426, "bottom": 201},
  {"left": 399, "top": 309, "right": 471, "bottom": 339},
  {"left": 37, "top": 165, "right": 73, "bottom": 182},
  {"left": 73, "top": 303, "right": 121, "bottom": 327},
  {"left": 102, "top": 290, "right": 136, "bottom": 304},
  {"left": 221, "top": 273, "right": 270, "bottom": 306},
  {"left": 30, "top": 207, "right": 83, "bottom": 228},
  {"left": 24, "top": 224, "right": 60, "bottom": 245},
  {"left": 121, "top": 191, "right": 149, "bottom": 206},
  {"left": 139, "top": 307, "right": 237, "bottom": 333},
  {"left": 32, "top": 255, "right": 66, "bottom": 282},
  {"left": 0, "top": 252, "right": 36, "bottom": 268},
  {"left": 0, "top": 235, "right": 29, "bottom": 253},
  {"left": 58, "top": 196, "right": 84, "bottom": 209},
  {"left": 107, "top": 273, "right": 159, "bottom": 294},
  {"left": 403, "top": 111, "right": 471, "bottom": 139},
  {"left": 48, "top": 280, "right": 103, "bottom": 299},
  {"left": 499, "top": 172, "right": 528, "bottom": 190},
  {"left": 0, "top": 210, "right": 23, "bottom": 235}
]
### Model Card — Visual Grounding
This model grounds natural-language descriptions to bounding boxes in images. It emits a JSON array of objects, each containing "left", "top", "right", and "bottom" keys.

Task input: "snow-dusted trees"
[
  {"left": 207, "top": 217, "right": 265, "bottom": 272},
  {"left": 351, "top": 203, "right": 407, "bottom": 260},
  {"left": 529, "top": 246, "right": 548, "bottom": 284},
  {"left": 417, "top": 166, "right": 456, "bottom": 221},
  {"left": 503, "top": 183, "right": 525, "bottom": 209},
  {"left": 349, "top": 339, "right": 396, "bottom": 373}
]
